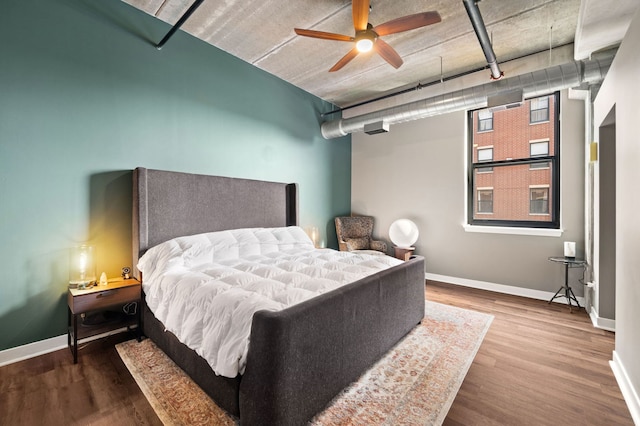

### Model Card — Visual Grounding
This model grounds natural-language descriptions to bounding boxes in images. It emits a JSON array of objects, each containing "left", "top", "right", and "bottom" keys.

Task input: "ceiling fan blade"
[
  {"left": 329, "top": 47, "right": 360, "bottom": 72},
  {"left": 294, "top": 28, "right": 354, "bottom": 42},
  {"left": 373, "top": 11, "right": 441, "bottom": 36},
  {"left": 373, "top": 39, "right": 403, "bottom": 69},
  {"left": 352, "top": 0, "right": 370, "bottom": 31}
]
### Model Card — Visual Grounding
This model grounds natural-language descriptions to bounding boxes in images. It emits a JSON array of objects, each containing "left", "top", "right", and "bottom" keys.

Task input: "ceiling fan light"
[{"left": 356, "top": 38, "right": 374, "bottom": 52}]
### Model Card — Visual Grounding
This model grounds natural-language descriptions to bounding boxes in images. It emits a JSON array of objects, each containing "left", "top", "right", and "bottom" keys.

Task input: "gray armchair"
[{"left": 334, "top": 216, "right": 387, "bottom": 253}]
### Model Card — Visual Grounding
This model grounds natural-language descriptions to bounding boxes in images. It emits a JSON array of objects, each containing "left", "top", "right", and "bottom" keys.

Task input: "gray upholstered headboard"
[{"left": 132, "top": 167, "right": 298, "bottom": 279}]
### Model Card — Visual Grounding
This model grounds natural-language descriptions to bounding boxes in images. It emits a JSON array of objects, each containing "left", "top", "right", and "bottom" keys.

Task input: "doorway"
[{"left": 596, "top": 106, "right": 616, "bottom": 321}]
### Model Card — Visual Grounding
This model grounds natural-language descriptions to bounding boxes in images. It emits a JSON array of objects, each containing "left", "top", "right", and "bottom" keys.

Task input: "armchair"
[{"left": 334, "top": 216, "right": 387, "bottom": 253}]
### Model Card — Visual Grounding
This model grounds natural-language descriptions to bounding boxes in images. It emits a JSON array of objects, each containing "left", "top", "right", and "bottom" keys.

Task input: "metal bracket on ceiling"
[{"left": 155, "top": 0, "right": 205, "bottom": 50}]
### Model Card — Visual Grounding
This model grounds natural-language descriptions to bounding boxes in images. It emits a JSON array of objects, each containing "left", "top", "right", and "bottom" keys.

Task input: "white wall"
[
  {"left": 352, "top": 90, "right": 586, "bottom": 296},
  {"left": 593, "top": 8, "right": 640, "bottom": 423}
]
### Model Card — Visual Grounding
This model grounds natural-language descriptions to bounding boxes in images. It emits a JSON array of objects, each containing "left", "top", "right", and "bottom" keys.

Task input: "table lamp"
[
  {"left": 69, "top": 245, "right": 96, "bottom": 289},
  {"left": 564, "top": 241, "right": 576, "bottom": 259},
  {"left": 389, "top": 219, "right": 419, "bottom": 248},
  {"left": 305, "top": 226, "right": 324, "bottom": 248}
]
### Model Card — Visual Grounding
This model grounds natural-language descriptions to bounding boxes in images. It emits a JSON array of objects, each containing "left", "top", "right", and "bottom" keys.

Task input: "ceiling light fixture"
[
  {"left": 355, "top": 29, "right": 377, "bottom": 53},
  {"left": 356, "top": 37, "right": 374, "bottom": 52},
  {"left": 294, "top": 3, "right": 441, "bottom": 72}
]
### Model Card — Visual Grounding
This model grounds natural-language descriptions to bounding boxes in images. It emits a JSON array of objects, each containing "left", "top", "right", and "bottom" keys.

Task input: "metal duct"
[
  {"left": 321, "top": 54, "right": 614, "bottom": 139},
  {"left": 463, "top": 0, "right": 503, "bottom": 80}
]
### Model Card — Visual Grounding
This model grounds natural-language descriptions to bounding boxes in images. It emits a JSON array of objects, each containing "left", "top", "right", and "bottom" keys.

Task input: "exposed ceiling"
[{"left": 122, "top": 0, "right": 638, "bottom": 109}]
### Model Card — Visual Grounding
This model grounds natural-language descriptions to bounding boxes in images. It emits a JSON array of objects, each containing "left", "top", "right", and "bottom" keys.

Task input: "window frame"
[
  {"left": 478, "top": 109, "right": 493, "bottom": 132},
  {"left": 477, "top": 188, "right": 494, "bottom": 214},
  {"left": 467, "top": 91, "right": 560, "bottom": 229},
  {"left": 476, "top": 146, "right": 494, "bottom": 173},
  {"left": 529, "top": 186, "right": 550, "bottom": 215},
  {"left": 529, "top": 139, "right": 550, "bottom": 170},
  {"left": 530, "top": 96, "right": 550, "bottom": 123}
]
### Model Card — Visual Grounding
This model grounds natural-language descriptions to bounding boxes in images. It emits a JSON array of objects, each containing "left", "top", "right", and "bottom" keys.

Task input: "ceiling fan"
[{"left": 294, "top": 0, "right": 441, "bottom": 72}]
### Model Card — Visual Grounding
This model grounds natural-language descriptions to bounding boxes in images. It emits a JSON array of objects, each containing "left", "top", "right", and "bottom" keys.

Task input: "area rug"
[{"left": 116, "top": 301, "right": 493, "bottom": 425}]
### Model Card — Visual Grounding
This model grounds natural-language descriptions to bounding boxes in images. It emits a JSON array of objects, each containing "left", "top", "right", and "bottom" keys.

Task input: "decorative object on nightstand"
[
  {"left": 389, "top": 219, "right": 419, "bottom": 261},
  {"left": 67, "top": 277, "right": 141, "bottom": 363},
  {"left": 69, "top": 245, "right": 96, "bottom": 290}
]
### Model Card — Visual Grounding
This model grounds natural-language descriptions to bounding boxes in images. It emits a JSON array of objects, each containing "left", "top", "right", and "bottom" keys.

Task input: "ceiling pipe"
[
  {"left": 322, "top": 42, "right": 574, "bottom": 118},
  {"left": 320, "top": 53, "right": 614, "bottom": 139},
  {"left": 156, "top": 0, "right": 205, "bottom": 50},
  {"left": 463, "top": 0, "right": 503, "bottom": 80}
]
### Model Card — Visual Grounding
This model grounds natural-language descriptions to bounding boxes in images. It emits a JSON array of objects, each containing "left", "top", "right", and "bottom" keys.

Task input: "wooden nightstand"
[
  {"left": 67, "top": 278, "right": 141, "bottom": 363},
  {"left": 393, "top": 246, "right": 415, "bottom": 261}
]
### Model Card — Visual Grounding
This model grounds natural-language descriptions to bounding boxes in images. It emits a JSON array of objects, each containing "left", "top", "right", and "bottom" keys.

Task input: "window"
[
  {"left": 477, "top": 147, "right": 493, "bottom": 173},
  {"left": 478, "top": 109, "right": 493, "bottom": 132},
  {"left": 477, "top": 189, "right": 493, "bottom": 213},
  {"left": 530, "top": 187, "right": 549, "bottom": 214},
  {"left": 530, "top": 140, "right": 549, "bottom": 156},
  {"left": 468, "top": 92, "right": 559, "bottom": 229},
  {"left": 530, "top": 140, "right": 549, "bottom": 169},
  {"left": 530, "top": 96, "right": 549, "bottom": 123}
]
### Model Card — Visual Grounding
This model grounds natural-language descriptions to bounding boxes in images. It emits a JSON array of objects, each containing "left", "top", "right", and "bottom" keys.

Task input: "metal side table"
[{"left": 548, "top": 256, "right": 587, "bottom": 312}]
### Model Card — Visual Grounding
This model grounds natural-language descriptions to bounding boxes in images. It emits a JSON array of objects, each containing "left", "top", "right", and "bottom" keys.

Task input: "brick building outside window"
[{"left": 468, "top": 92, "right": 559, "bottom": 228}]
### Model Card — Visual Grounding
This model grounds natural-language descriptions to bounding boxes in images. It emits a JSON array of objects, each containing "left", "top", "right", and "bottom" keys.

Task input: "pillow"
[
  {"left": 137, "top": 239, "right": 185, "bottom": 284},
  {"left": 344, "top": 237, "right": 370, "bottom": 250},
  {"left": 140, "top": 227, "right": 315, "bottom": 275}
]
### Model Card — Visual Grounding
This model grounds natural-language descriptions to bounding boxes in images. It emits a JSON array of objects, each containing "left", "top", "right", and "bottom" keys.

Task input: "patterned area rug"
[{"left": 116, "top": 301, "right": 493, "bottom": 425}]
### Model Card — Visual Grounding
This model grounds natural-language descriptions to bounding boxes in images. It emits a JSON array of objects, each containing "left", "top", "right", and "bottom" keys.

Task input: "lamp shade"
[
  {"left": 564, "top": 241, "right": 576, "bottom": 258},
  {"left": 69, "top": 245, "right": 96, "bottom": 289},
  {"left": 389, "top": 219, "right": 419, "bottom": 248},
  {"left": 305, "top": 226, "right": 322, "bottom": 248}
]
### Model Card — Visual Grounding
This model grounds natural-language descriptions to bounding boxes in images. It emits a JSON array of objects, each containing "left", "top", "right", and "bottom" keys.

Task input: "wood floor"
[
  {"left": 427, "top": 281, "right": 633, "bottom": 426},
  {"left": 0, "top": 333, "right": 161, "bottom": 426},
  {"left": 0, "top": 281, "right": 633, "bottom": 425}
]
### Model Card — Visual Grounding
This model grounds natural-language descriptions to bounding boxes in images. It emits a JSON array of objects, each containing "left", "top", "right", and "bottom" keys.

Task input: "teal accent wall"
[{"left": 0, "top": 0, "right": 351, "bottom": 351}]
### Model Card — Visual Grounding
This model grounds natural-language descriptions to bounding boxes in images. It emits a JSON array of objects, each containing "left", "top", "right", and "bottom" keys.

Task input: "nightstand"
[
  {"left": 67, "top": 278, "right": 141, "bottom": 363},
  {"left": 394, "top": 246, "right": 415, "bottom": 261}
]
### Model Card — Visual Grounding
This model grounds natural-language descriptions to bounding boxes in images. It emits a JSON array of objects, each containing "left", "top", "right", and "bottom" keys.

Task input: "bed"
[{"left": 132, "top": 167, "right": 426, "bottom": 425}]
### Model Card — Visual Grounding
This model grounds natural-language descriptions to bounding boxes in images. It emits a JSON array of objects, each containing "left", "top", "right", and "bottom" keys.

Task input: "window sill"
[{"left": 463, "top": 224, "right": 563, "bottom": 237}]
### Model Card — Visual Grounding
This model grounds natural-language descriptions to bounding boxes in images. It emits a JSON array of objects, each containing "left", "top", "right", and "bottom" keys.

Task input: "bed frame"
[{"left": 132, "top": 167, "right": 425, "bottom": 425}]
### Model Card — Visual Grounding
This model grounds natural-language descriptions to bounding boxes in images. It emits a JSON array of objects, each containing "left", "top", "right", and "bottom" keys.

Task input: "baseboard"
[
  {"left": 425, "top": 273, "right": 586, "bottom": 307},
  {"left": 0, "top": 275, "right": 612, "bottom": 367},
  {"left": 589, "top": 306, "right": 616, "bottom": 332},
  {"left": 426, "top": 273, "right": 620, "bottom": 333},
  {"left": 0, "top": 326, "right": 134, "bottom": 367},
  {"left": 610, "top": 351, "right": 640, "bottom": 425},
  {"left": 0, "top": 335, "right": 68, "bottom": 368}
]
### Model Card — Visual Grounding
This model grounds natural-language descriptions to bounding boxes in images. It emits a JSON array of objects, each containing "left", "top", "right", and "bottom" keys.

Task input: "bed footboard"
[
  {"left": 239, "top": 255, "right": 426, "bottom": 426},
  {"left": 142, "top": 301, "right": 242, "bottom": 417}
]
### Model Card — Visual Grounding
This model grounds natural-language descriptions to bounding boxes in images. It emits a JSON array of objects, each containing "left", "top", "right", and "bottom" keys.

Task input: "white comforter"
[{"left": 137, "top": 226, "right": 402, "bottom": 378}]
